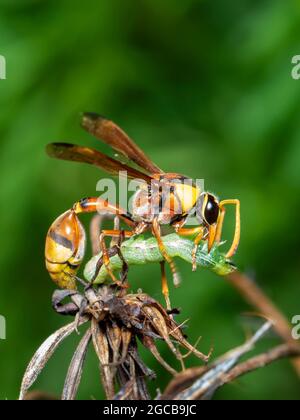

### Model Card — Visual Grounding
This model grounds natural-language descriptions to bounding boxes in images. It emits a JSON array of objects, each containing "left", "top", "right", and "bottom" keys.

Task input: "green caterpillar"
[{"left": 84, "top": 233, "right": 236, "bottom": 284}]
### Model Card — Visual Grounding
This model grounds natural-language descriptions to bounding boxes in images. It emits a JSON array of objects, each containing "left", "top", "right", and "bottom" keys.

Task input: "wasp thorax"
[
  {"left": 172, "top": 182, "right": 201, "bottom": 214},
  {"left": 131, "top": 177, "right": 201, "bottom": 225},
  {"left": 131, "top": 188, "right": 153, "bottom": 223}
]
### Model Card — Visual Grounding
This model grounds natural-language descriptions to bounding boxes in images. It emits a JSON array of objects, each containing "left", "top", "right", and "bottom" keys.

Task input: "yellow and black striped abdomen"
[{"left": 45, "top": 210, "right": 86, "bottom": 289}]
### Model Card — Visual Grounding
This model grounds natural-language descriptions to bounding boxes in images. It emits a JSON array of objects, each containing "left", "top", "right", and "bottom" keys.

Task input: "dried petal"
[
  {"left": 91, "top": 318, "right": 115, "bottom": 399},
  {"left": 129, "top": 345, "right": 156, "bottom": 380},
  {"left": 62, "top": 328, "right": 92, "bottom": 400},
  {"left": 141, "top": 297, "right": 211, "bottom": 362},
  {"left": 142, "top": 336, "right": 177, "bottom": 376},
  {"left": 169, "top": 328, "right": 211, "bottom": 363},
  {"left": 121, "top": 328, "right": 132, "bottom": 362},
  {"left": 142, "top": 306, "right": 179, "bottom": 358},
  {"left": 19, "top": 318, "right": 88, "bottom": 400},
  {"left": 106, "top": 323, "right": 122, "bottom": 362},
  {"left": 105, "top": 323, "right": 123, "bottom": 379},
  {"left": 129, "top": 356, "right": 139, "bottom": 399}
]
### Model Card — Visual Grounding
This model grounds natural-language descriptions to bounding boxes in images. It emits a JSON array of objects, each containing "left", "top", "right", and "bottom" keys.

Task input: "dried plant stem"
[
  {"left": 90, "top": 214, "right": 105, "bottom": 256},
  {"left": 222, "top": 343, "right": 300, "bottom": 385},
  {"left": 226, "top": 271, "right": 300, "bottom": 376},
  {"left": 160, "top": 324, "right": 300, "bottom": 400}
]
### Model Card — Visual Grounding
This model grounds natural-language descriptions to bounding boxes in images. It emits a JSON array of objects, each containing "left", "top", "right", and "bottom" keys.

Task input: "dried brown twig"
[
  {"left": 160, "top": 322, "right": 300, "bottom": 400},
  {"left": 226, "top": 271, "right": 300, "bottom": 376},
  {"left": 221, "top": 343, "right": 300, "bottom": 385}
]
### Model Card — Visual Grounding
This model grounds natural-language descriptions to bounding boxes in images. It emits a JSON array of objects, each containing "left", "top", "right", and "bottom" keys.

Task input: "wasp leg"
[
  {"left": 217, "top": 199, "right": 240, "bottom": 258},
  {"left": 91, "top": 245, "right": 119, "bottom": 285},
  {"left": 117, "top": 230, "right": 129, "bottom": 286},
  {"left": 99, "top": 229, "right": 134, "bottom": 288},
  {"left": 160, "top": 261, "right": 171, "bottom": 311},
  {"left": 152, "top": 218, "right": 180, "bottom": 309},
  {"left": 214, "top": 207, "right": 224, "bottom": 241},
  {"left": 73, "top": 197, "right": 135, "bottom": 286},
  {"left": 90, "top": 214, "right": 120, "bottom": 255},
  {"left": 175, "top": 226, "right": 206, "bottom": 271},
  {"left": 111, "top": 231, "right": 130, "bottom": 298}
]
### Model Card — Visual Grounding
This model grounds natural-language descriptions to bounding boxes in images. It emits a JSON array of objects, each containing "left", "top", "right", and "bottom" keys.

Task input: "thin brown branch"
[
  {"left": 90, "top": 213, "right": 119, "bottom": 256},
  {"left": 222, "top": 343, "right": 300, "bottom": 385},
  {"left": 226, "top": 271, "right": 300, "bottom": 376},
  {"left": 90, "top": 214, "right": 103, "bottom": 256},
  {"left": 160, "top": 327, "right": 300, "bottom": 400}
]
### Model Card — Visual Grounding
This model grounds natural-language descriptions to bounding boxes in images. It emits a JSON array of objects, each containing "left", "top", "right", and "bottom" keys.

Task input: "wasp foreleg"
[{"left": 174, "top": 226, "right": 206, "bottom": 271}]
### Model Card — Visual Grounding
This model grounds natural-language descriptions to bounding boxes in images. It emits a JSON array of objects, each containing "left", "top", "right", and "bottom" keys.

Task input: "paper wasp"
[{"left": 45, "top": 113, "right": 240, "bottom": 309}]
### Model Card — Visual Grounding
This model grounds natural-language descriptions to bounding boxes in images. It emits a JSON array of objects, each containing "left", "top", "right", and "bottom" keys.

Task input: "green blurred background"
[{"left": 0, "top": 0, "right": 300, "bottom": 400}]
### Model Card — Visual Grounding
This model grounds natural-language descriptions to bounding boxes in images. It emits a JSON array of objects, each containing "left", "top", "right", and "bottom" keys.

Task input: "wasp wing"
[
  {"left": 46, "top": 143, "right": 153, "bottom": 183},
  {"left": 81, "top": 112, "right": 163, "bottom": 175}
]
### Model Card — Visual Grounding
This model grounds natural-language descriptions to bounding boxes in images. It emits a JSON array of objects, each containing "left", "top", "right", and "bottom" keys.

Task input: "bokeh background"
[{"left": 0, "top": 0, "right": 300, "bottom": 400}]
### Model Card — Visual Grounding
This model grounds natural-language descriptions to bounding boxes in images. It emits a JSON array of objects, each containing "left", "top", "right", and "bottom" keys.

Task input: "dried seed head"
[{"left": 20, "top": 284, "right": 211, "bottom": 400}]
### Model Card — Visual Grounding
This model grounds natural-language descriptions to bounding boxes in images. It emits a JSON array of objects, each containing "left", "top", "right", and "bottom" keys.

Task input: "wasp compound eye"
[{"left": 204, "top": 194, "right": 219, "bottom": 225}]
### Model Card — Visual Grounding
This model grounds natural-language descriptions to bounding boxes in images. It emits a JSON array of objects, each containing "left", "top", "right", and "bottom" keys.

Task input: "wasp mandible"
[{"left": 45, "top": 113, "right": 240, "bottom": 309}]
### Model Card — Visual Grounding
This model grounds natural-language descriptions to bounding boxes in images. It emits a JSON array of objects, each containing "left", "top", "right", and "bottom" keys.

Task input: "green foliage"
[{"left": 0, "top": 0, "right": 300, "bottom": 400}]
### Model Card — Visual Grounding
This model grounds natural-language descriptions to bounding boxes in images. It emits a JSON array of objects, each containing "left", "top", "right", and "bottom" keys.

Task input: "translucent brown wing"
[
  {"left": 81, "top": 112, "right": 163, "bottom": 174},
  {"left": 46, "top": 143, "right": 153, "bottom": 183}
]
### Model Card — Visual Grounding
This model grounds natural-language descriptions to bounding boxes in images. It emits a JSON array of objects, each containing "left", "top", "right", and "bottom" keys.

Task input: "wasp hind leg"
[
  {"left": 73, "top": 197, "right": 135, "bottom": 287},
  {"left": 98, "top": 229, "right": 134, "bottom": 288},
  {"left": 160, "top": 261, "right": 171, "bottom": 311},
  {"left": 152, "top": 218, "right": 180, "bottom": 311}
]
